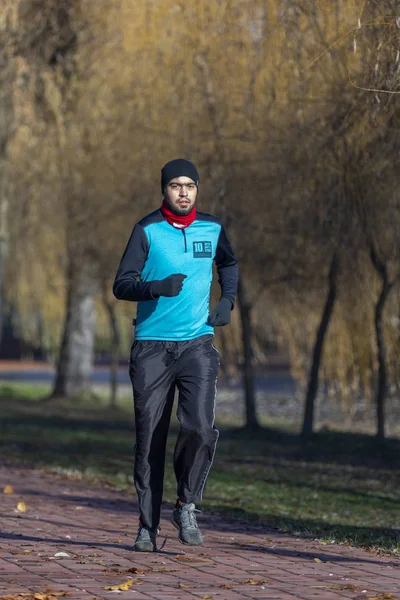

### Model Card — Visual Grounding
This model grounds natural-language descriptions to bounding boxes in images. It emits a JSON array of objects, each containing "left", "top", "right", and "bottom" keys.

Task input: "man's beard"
[{"left": 164, "top": 196, "right": 194, "bottom": 216}]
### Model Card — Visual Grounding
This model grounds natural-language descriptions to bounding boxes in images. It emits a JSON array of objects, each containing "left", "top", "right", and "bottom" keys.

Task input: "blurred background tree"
[{"left": 1, "top": 0, "right": 399, "bottom": 436}]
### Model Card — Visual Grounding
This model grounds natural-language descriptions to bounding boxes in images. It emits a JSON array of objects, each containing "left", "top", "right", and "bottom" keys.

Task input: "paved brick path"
[{"left": 0, "top": 467, "right": 399, "bottom": 600}]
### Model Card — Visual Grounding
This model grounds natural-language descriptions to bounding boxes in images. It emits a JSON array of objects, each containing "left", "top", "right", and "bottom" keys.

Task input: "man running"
[{"left": 113, "top": 158, "right": 238, "bottom": 551}]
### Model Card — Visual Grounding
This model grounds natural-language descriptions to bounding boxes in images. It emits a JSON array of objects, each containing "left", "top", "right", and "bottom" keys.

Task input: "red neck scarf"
[{"left": 160, "top": 199, "right": 196, "bottom": 229}]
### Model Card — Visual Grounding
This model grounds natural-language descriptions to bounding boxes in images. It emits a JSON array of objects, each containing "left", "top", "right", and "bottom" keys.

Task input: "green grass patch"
[
  {"left": 0, "top": 386, "right": 399, "bottom": 555},
  {"left": 0, "top": 382, "right": 51, "bottom": 400}
]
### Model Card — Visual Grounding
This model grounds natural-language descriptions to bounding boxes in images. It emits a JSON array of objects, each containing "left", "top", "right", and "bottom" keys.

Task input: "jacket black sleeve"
[
  {"left": 113, "top": 225, "right": 155, "bottom": 302},
  {"left": 215, "top": 225, "right": 239, "bottom": 308}
]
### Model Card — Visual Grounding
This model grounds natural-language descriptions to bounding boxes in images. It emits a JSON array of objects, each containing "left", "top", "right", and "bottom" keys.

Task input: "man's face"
[{"left": 163, "top": 176, "right": 198, "bottom": 215}]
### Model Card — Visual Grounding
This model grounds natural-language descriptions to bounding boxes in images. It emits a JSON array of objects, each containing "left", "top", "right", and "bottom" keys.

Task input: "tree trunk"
[
  {"left": 51, "top": 262, "right": 97, "bottom": 399},
  {"left": 0, "top": 41, "right": 12, "bottom": 345},
  {"left": 0, "top": 193, "right": 8, "bottom": 343},
  {"left": 301, "top": 254, "right": 339, "bottom": 438},
  {"left": 369, "top": 243, "right": 394, "bottom": 440},
  {"left": 103, "top": 297, "right": 121, "bottom": 408},
  {"left": 374, "top": 280, "right": 392, "bottom": 440},
  {"left": 237, "top": 277, "right": 260, "bottom": 431}
]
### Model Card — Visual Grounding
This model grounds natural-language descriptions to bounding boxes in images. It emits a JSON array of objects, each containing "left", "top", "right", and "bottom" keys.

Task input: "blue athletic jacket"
[{"left": 113, "top": 209, "right": 238, "bottom": 341}]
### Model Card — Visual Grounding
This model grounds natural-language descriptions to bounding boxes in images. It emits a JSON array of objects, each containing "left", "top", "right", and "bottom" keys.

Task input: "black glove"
[
  {"left": 151, "top": 274, "right": 187, "bottom": 298},
  {"left": 207, "top": 298, "right": 232, "bottom": 326}
]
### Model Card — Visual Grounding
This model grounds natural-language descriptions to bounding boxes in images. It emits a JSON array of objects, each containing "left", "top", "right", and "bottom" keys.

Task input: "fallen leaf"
[
  {"left": 3, "top": 485, "right": 13, "bottom": 494},
  {"left": 176, "top": 554, "right": 211, "bottom": 562},
  {"left": 0, "top": 589, "right": 70, "bottom": 600},
  {"left": 178, "top": 583, "right": 190, "bottom": 589},
  {"left": 54, "top": 553, "right": 70, "bottom": 558},
  {"left": 126, "top": 568, "right": 147, "bottom": 574},
  {"left": 16, "top": 501, "right": 26, "bottom": 513},
  {"left": 328, "top": 585, "right": 359, "bottom": 591},
  {"left": 43, "top": 592, "right": 69, "bottom": 600},
  {"left": 314, "top": 558, "right": 322, "bottom": 563},
  {"left": 201, "top": 596, "right": 213, "bottom": 600},
  {"left": 105, "top": 567, "right": 149, "bottom": 575},
  {"left": 244, "top": 579, "right": 269, "bottom": 586},
  {"left": 311, "top": 584, "right": 359, "bottom": 591},
  {"left": 152, "top": 568, "right": 178, "bottom": 573},
  {"left": 368, "top": 594, "right": 394, "bottom": 600},
  {"left": 104, "top": 580, "right": 142, "bottom": 591},
  {"left": 219, "top": 584, "right": 233, "bottom": 589}
]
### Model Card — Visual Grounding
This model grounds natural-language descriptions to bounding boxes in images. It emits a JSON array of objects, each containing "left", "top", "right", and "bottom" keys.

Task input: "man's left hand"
[{"left": 207, "top": 298, "right": 232, "bottom": 326}]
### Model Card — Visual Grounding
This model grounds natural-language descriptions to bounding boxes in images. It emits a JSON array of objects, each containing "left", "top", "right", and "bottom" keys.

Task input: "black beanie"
[{"left": 161, "top": 158, "right": 200, "bottom": 192}]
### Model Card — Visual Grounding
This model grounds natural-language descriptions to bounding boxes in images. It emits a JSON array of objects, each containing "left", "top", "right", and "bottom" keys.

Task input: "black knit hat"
[{"left": 161, "top": 158, "right": 200, "bottom": 192}]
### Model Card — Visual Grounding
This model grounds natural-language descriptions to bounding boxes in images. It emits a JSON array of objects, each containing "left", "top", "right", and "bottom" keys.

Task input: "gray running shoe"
[
  {"left": 134, "top": 526, "right": 157, "bottom": 552},
  {"left": 171, "top": 502, "right": 203, "bottom": 546}
]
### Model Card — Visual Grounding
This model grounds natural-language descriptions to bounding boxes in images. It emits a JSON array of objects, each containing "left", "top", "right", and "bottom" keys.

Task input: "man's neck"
[{"left": 160, "top": 200, "right": 197, "bottom": 229}]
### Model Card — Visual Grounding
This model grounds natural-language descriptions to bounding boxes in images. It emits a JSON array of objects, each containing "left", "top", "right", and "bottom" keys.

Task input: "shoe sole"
[{"left": 170, "top": 518, "right": 203, "bottom": 546}]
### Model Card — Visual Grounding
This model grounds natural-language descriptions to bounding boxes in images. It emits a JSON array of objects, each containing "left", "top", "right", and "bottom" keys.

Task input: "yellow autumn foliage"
[{"left": 1, "top": 0, "right": 399, "bottom": 408}]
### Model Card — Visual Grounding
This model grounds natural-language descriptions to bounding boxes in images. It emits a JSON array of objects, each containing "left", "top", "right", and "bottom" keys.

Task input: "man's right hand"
[{"left": 151, "top": 274, "right": 187, "bottom": 298}]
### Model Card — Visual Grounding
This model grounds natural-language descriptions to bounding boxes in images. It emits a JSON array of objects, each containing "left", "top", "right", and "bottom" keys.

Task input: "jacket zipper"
[{"left": 182, "top": 229, "right": 187, "bottom": 253}]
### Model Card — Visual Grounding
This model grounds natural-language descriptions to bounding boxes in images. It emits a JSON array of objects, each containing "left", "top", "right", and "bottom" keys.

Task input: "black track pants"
[{"left": 129, "top": 334, "right": 220, "bottom": 531}]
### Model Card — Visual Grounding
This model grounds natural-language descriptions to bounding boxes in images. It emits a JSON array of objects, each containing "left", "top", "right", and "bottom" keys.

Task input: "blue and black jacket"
[{"left": 113, "top": 209, "right": 238, "bottom": 341}]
